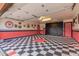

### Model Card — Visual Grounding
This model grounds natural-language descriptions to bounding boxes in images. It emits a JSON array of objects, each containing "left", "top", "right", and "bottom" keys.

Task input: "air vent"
[
  {"left": 18, "top": 8, "right": 21, "bottom": 10},
  {"left": 32, "top": 15, "right": 38, "bottom": 18},
  {"left": 25, "top": 12, "right": 29, "bottom": 14},
  {"left": 41, "top": 4, "right": 45, "bottom": 7},
  {"left": 17, "top": 16, "right": 20, "bottom": 17},
  {"left": 9, "top": 13, "right": 12, "bottom": 15},
  {"left": 46, "top": 9, "right": 48, "bottom": 12}
]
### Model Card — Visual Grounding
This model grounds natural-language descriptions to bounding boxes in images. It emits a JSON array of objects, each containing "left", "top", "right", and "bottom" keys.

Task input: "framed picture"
[{"left": 27, "top": 24, "right": 30, "bottom": 28}]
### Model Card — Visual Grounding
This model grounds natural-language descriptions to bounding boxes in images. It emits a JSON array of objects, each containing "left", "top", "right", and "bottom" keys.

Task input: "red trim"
[
  {"left": 0, "top": 30, "right": 42, "bottom": 32},
  {"left": 63, "top": 22, "right": 65, "bottom": 36},
  {"left": 0, "top": 30, "right": 44, "bottom": 40},
  {"left": 37, "top": 25, "right": 40, "bottom": 34},
  {"left": 73, "top": 31, "right": 79, "bottom": 42},
  {"left": 71, "top": 23, "right": 73, "bottom": 37}
]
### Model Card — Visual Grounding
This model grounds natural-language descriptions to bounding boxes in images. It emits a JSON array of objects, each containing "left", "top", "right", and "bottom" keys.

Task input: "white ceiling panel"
[{"left": 1, "top": 3, "right": 74, "bottom": 22}]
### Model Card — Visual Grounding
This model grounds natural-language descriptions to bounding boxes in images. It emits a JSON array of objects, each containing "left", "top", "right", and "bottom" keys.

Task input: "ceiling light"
[
  {"left": 39, "top": 16, "right": 52, "bottom": 22},
  {"left": 42, "top": 18, "right": 52, "bottom": 21},
  {"left": 39, "top": 16, "right": 46, "bottom": 20}
]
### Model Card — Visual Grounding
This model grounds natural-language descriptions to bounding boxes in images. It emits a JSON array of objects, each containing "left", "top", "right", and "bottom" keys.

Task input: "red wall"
[
  {"left": 40, "top": 30, "right": 45, "bottom": 34},
  {"left": 37, "top": 25, "right": 40, "bottom": 34},
  {"left": 64, "top": 22, "right": 72, "bottom": 37},
  {"left": 0, "top": 30, "right": 38, "bottom": 40},
  {"left": 0, "top": 25, "right": 45, "bottom": 40},
  {"left": 73, "top": 31, "right": 79, "bottom": 42},
  {"left": 64, "top": 22, "right": 79, "bottom": 42},
  {"left": 0, "top": 30, "right": 45, "bottom": 40}
]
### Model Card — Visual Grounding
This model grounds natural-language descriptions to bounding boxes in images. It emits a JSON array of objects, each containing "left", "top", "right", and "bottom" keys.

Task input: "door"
[
  {"left": 46, "top": 22, "right": 63, "bottom": 36},
  {"left": 64, "top": 22, "right": 72, "bottom": 37}
]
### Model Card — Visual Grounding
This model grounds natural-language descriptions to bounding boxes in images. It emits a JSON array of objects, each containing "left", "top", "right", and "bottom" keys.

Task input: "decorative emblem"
[{"left": 5, "top": 21, "right": 13, "bottom": 28}]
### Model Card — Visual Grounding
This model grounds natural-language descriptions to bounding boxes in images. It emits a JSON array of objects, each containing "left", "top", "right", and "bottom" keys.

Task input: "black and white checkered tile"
[
  {"left": 41, "top": 35, "right": 78, "bottom": 45},
  {"left": 0, "top": 35, "right": 79, "bottom": 56}
]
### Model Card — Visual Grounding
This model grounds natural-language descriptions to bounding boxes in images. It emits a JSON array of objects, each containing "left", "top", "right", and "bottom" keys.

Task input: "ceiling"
[
  {"left": 0, "top": 3, "right": 76, "bottom": 23},
  {"left": 0, "top": 3, "right": 13, "bottom": 15}
]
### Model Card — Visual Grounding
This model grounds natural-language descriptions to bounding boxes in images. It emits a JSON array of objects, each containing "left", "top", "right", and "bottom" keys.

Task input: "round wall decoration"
[{"left": 5, "top": 21, "right": 14, "bottom": 28}]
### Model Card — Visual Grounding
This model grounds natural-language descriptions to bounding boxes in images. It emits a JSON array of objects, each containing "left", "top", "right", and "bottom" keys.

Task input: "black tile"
[
  {"left": 29, "top": 54, "right": 33, "bottom": 56},
  {"left": 43, "top": 48, "right": 49, "bottom": 51},
  {"left": 63, "top": 46, "right": 68, "bottom": 49},
  {"left": 57, "top": 47, "right": 62, "bottom": 49},
  {"left": 62, "top": 50, "right": 69, "bottom": 55},
  {"left": 69, "top": 50, "right": 77, "bottom": 53},
  {"left": 46, "top": 52, "right": 53, "bottom": 56},
  {"left": 47, "top": 45, "right": 52, "bottom": 47},
  {"left": 54, "top": 51, "right": 61, "bottom": 56},
  {"left": 53, "top": 44, "right": 57, "bottom": 46},
  {"left": 76, "top": 49, "right": 79, "bottom": 51},
  {"left": 50, "top": 47, "right": 56, "bottom": 50},
  {"left": 42, "top": 45, "right": 46, "bottom": 47},
  {"left": 35, "top": 46, "right": 40, "bottom": 48},
  {"left": 21, "top": 47, "right": 26, "bottom": 49},
  {"left": 27, "top": 50, "right": 33, "bottom": 53},
  {"left": 14, "top": 48, "right": 19, "bottom": 50},
  {"left": 18, "top": 50, "right": 25, "bottom": 55},
  {"left": 69, "top": 46, "right": 74, "bottom": 48},
  {"left": 37, "top": 54, "right": 44, "bottom": 56},
  {"left": 29, "top": 47, "right": 33, "bottom": 49},
  {"left": 35, "top": 43, "right": 38, "bottom": 45},
  {"left": 35, "top": 49, "right": 41, "bottom": 52}
]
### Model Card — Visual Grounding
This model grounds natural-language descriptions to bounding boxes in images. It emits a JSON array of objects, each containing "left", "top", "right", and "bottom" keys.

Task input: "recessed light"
[
  {"left": 32, "top": 15, "right": 38, "bottom": 18},
  {"left": 25, "top": 12, "right": 29, "bottom": 14},
  {"left": 17, "top": 16, "right": 20, "bottom": 17},
  {"left": 9, "top": 13, "right": 12, "bottom": 15},
  {"left": 18, "top": 8, "right": 21, "bottom": 10}
]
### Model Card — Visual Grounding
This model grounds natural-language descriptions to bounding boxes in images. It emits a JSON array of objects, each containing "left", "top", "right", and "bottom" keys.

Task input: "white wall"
[
  {"left": 72, "top": 4, "right": 79, "bottom": 31},
  {"left": 40, "top": 24, "right": 45, "bottom": 30},
  {"left": 0, "top": 18, "right": 46, "bottom": 31},
  {"left": 0, "top": 18, "right": 39, "bottom": 30},
  {"left": 63, "top": 19, "right": 73, "bottom": 22},
  {"left": 73, "top": 4, "right": 79, "bottom": 14},
  {"left": 72, "top": 15, "right": 79, "bottom": 31}
]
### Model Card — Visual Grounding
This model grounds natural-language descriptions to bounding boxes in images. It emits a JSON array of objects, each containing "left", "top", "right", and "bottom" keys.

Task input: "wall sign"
[
  {"left": 18, "top": 22, "right": 22, "bottom": 24},
  {"left": 15, "top": 24, "right": 17, "bottom": 28},
  {"left": 5, "top": 21, "right": 13, "bottom": 28}
]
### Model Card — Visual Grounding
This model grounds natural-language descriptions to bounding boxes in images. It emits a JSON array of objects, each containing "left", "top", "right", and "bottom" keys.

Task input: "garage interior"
[{"left": 0, "top": 3, "right": 79, "bottom": 56}]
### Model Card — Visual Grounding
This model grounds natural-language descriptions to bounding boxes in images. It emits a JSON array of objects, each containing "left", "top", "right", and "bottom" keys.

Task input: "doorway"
[{"left": 46, "top": 22, "right": 63, "bottom": 36}]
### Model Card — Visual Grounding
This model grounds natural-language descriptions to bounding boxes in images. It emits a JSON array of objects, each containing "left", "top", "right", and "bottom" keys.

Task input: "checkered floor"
[{"left": 0, "top": 35, "right": 79, "bottom": 56}]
